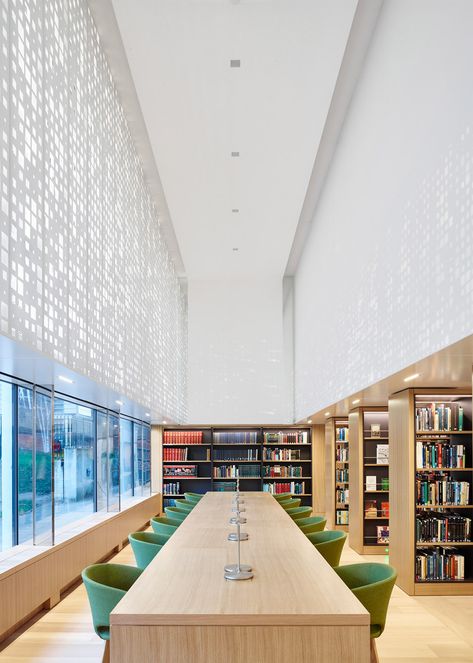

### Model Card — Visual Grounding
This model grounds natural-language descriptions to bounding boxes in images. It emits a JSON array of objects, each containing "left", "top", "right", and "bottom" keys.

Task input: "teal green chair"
[
  {"left": 185, "top": 492, "right": 203, "bottom": 502},
  {"left": 306, "top": 530, "right": 347, "bottom": 567},
  {"left": 280, "top": 498, "right": 302, "bottom": 510},
  {"left": 286, "top": 506, "right": 312, "bottom": 520},
  {"left": 296, "top": 515, "right": 326, "bottom": 534},
  {"left": 165, "top": 506, "right": 189, "bottom": 521},
  {"left": 151, "top": 516, "right": 181, "bottom": 537},
  {"left": 128, "top": 531, "right": 167, "bottom": 569},
  {"left": 82, "top": 563, "right": 142, "bottom": 659},
  {"left": 274, "top": 492, "right": 293, "bottom": 502},
  {"left": 174, "top": 499, "right": 195, "bottom": 512},
  {"left": 334, "top": 563, "right": 397, "bottom": 654}
]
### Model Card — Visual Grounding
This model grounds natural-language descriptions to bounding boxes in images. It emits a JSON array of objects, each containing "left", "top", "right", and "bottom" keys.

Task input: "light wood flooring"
[{"left": 0, "top": 533, "right": 472, "bottom": 662}]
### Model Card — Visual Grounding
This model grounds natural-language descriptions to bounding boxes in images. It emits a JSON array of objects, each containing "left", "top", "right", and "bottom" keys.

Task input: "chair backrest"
[
  {"left": 286, "top": 506, "right": 312, "bottom": 519},
  {"left": 274, "top": 493, "right": 293, "bottom": 502},
  {"left": 164, "top": 507, "right": 188, "bottom": 521},
  {"left": 174, "top": 499, "right": 194, "bottom": 511},
  {"left": 151, "top": 517, "right": 180, "bottom": 537},
  {"left": 306, "top": 530, "right": 347, "bottom": 567},
  {"left": 281, "top": 498, "right": 302, "bottom": 509},
  {"left": 297, "top": 516, "right": 327, "bottom": 533},
  {"left": 129, "top": 532, "right": 163, "bottom": 569},
  {"left": 82, "top": 563, "right": 142, "bottom": 639},
  {"left": 184, "top": 492, "right": 203, "bottom": 501},
  {"left": 334, "top": 563, "right": 397, "bottom": 637}
]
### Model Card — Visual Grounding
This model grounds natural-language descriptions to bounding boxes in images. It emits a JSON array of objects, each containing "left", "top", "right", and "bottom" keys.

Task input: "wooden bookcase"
[
  {"left": 325, "top": 418, "right": 349, "bottom": 530},
  {"left": 162, "top": 426, "right": 312, "bottom": 507},
  {"left": 390, "top": 388, "right": 473, "bottom": 595},
  {"left": 349, "top": 407, "right": 389, "bottom": 554}
]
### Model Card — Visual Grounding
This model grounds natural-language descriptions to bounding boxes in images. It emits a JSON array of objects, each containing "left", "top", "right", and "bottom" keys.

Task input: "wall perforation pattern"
[{"left": 0, "top": 0, "right": 187, "bottom": 421}]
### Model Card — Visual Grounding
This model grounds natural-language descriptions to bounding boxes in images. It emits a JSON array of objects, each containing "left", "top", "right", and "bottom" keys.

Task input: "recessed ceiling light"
[
  {"left": 232, "top": 209, "right": 239, "bottom": 213},
  {"left": 232, "top": 247, "right": 239, "bottom": 251},
  {"left": 162, "top": 420, "right": 167, "bottom": 424},
  {"left": 231, "top": 151, "right": 240, "bottom": 157},
  {"left": 145, "top": 412, "right": 150, "bottom": 417},
  {"left": 352, "top": 398, "right": 360, "bottom": 405},
  {"left": 116, "top": 400, "right": 123, "bottom": 406},
  {"left": 325, "top": 412, "right": 330, "bottom": 417},
  {"left": 230, "top": 59, "right": 240, "bottom": 68},
  {"left": 307, "top": 419, "right": 312, "bottom": 424},
  {"left": 404, "top": 373, "right": 420, "bottom": 382},
  {"left": 58, "top": 375, "right": 74, "bottom": 384}
]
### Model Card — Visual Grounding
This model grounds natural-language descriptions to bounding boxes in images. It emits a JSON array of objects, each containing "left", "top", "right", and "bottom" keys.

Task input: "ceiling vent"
[{"left": 230, "top": 60, "right": 240, "bottom": 68}]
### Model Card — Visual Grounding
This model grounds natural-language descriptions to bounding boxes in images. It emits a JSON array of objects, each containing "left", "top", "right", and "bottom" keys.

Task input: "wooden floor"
[{"left": 0, "top": 533, "right": 472, "bottom": 662}]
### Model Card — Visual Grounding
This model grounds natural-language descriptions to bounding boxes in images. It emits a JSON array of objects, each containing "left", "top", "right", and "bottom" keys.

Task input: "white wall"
[
  {"left": 0, "top": 0, "right": 187, "bottom": 421},
  {"left": 187, "top": 279, "right": 291, "bottom": 424},
  {"left": 294, "top": 0, "right": 473, "bottom": 420}
]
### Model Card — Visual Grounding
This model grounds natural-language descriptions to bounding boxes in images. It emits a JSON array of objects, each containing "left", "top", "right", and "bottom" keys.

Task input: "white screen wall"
[
  {"left": 294, "top": 0, "right": 473, "bottom": 420},
  {"left": 0, "top": 0, "right": 187, "bottom": 421},
  {"left": 187, "top": 278, "right": 291, "bottom": 424}
]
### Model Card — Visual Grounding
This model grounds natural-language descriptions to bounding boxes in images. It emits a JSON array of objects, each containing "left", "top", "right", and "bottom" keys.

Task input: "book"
[
  {"left": 377, "top": 525, "right": 389, "bottom": 544},
  {"left": 365, "top": 500, "right": 378, "bottom": 518},
  {"left": 370, "top": 424, "right": 381, "bottom": 438},
  {"left": 381, "top": 477, "right": 389, "bottom": 491},
  {"left": 381, "top": 501, "right": 389, "bottom": 517},
  {"left": 365, "top": 475, "right": 377, "bottom": 491},
  {"left": 376, "top": 444, "right": 389, "bottom": 465}
]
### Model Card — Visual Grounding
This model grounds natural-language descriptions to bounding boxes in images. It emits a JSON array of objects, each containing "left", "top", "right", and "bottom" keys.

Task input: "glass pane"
[
  {"left": 0, "top": 381, "right": 14, "bottom": 551},
  {"left": 108, "top": 414, "right": 119, "bottom": 512},
  {"left": 96, "top": 412, "right": 108, "bottom": 513},
  {"left": 133, "top": 422, "right": 141, "bottom": 496},
  {"left": 120, "top": 418, "right": 133, "bottom": 501},
  {"left": 17, "top": 386, "right": 33, "bottom": 544},
  {"left": 54, "top": 398, "right": 95, "bottom": 532},
  {"left": 142, "top": 425, "right": 151, "bottom": 495},
  {"left": 35, "top": 391, "right": 52, "bottom": 545}
]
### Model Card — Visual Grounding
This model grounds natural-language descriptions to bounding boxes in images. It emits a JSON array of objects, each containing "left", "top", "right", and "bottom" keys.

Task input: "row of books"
[
  {"left": 213, "top": 431, "right": 258, "bottom": 445},
  {"left": 213, "top": 465, "right": 260, "bottom": 478},
  {"left": 263, "top": 482, "right": 306, "bottom": 495},
  {"left": 416, "top": 547, "right": 465, "bottom": 581},
  {"left": 263, "top": 448, "right": 304, "bottom": 461},
  {"left": 416, "top": 477, "right": 470, "bottom": 506},
  {"left": 365, "top": 444, "right": 389, "bottom": 465},
  {"left": 163, "top": 498, "right": 177, "bottom": 508},
  {"left": 416, "top": 512, "right": 471, "bottom": 543},
  {"left": 416, "top": 441, "right": 466, "bottom": 469},
  {"left": 336, "top": 510, "right": 349, "bottom": 525},
  {"left": 336, "top": 469, "right": 349, "bottom": 482},
  {"left": 164, "top": 431, "right": 203, "bottom": 444},
  {"left": 163, "top": 482, "right": 181, "bottom": 495},
  {"left": 365, "top": 500, "right": 389, "bottom": 518},
  {"left": 415, "top": 403, "right": 465, "bottom": 432},
  {"left": 214, "top": 449, "right": 259, "bottom": 461},
  {"left": 366, "top": 476, "right": 389, "bottom": 491},
  {"left": 263, "top": 465, "right": 304, "bottom": 478},
  {"left": 163, "top": 447, "right": 201, "bottom": 461},
  {"left": 336, "top": 488, "right": 349, "bottom": 505},
  {"left": 214, "top": 481, "right": 236, "bottom": 492},
  {"left": 336, "top": 427, "right": 349, "bottom": 441},
  {"left": 264, "top": 431, "right": 309, "bottom": 445},
  {"left": 163, "top": 464, "right": 198, "bottom": 478},
  {"left": 336, "top": 447, "right": 349, "bottom": 462}
]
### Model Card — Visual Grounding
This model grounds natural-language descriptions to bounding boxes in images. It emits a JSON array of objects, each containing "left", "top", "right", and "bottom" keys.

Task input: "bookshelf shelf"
[
  {"left": 162, "top": 426, "right": 312, "bottom": 506},
  {"left": 390, "top": 388, "right": 473, "bottom": 596},
  {"left": 349, "top": 406, "right": 390, "bottom": 555}
]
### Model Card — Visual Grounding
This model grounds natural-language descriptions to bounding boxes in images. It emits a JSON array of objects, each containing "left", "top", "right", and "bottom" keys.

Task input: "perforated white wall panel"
[{"left": 0, "top": 0, "right": 187, "bottom": 421}]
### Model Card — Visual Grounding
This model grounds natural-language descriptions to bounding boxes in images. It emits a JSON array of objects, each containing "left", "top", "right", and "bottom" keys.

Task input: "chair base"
[
  {"left": 370, "top": 639, "right": 379, "bottom": 663},
  {"left": 102, "top": 640, "right": 110, "bottom": 663}
]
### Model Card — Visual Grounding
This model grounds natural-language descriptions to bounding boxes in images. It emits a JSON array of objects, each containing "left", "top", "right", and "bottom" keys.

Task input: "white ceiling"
[{"left": 111, "top": 0, "right": 357, "bottom": 278}]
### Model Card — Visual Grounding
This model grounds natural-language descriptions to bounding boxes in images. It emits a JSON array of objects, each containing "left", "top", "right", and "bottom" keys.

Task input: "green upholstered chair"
[
  {"left": 274, "top": 492, "right": 293, "bottom": 502},
  {"left": 129, "top": 531, "right": 167, "bottom": 569},
  {"left": 296, "top": 516, "right": 327, "bottom": 534},
  {"left": 280, "top": 498, "right": 302, "bottom": 510},
  {"left": 184, "top": 492, "right": 203, "bottom": 503},
  {"left": 285, "top": 506, "right": 312, "bottom": 520},
  {"left": 306, "top": 530, "right": 347, "bottom": 567},
  {"left": 164, "top": 506, "right": 188, "bottom": 521},
  {"left": 151, "top": 516, "right": 181, "bottom": 537},
  {"left": 174, "top": 499, "right": 194, "bottom": 512},
  {"left": 82, "top": 563, "right": 142, "bottom": 661},
  {"left": 334, "top": 562, "right": 397, "bottom": 658}
]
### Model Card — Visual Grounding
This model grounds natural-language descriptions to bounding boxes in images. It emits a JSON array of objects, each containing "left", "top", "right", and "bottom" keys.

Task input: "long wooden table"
[{"left": 110, "top": 492, "right": 370, "bottom": 662}]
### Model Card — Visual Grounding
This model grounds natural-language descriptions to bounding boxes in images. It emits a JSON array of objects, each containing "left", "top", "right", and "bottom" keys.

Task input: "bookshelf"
[
  {"left": 390, "top": 388, "right": 473, "bottom": 596},
  {"left": 349, "top": 407, "right": 389, "bottom": 554},
  {"left": 162, "top": 426, "right": 312, "bottom": 506},
  {"left": 325, "top": 418, "right": 349, "bottom": 531}
]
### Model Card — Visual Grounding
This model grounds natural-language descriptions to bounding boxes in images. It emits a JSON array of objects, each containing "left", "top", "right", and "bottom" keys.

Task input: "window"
[
  {"left": 120, "top": 418, "right": 133, "bottom": 500},
  {"left": 0, "top": 381, "right": 14, "bottom": 551},
  {"left": 17, "top": 386, "right": 33, "bottom": 545},
  {"left": 54, "top": 398, "right": 95, "bottom": 531},
  {"left": 108, "top": 414, "right": 120, "bottom": 512},
  {"left": 34, "top": 391, "right": 53, "bottom": 545},
  {"left": 96, "top": 411, "right": 108, "bottom": 513}
]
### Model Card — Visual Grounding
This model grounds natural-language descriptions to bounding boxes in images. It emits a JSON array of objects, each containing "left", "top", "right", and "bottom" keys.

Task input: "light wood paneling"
[
  {"left": 0, "top": 494, "right": 161, "bottom": 643},
  {"left": 325, "top": 418, "right": 336, "bottom": 529},
  {"left": 349, "top": 409, "right": 363, "bottom": 553},
  {"left": 312, "top": 424, "right": 325, "bottom": 516}
]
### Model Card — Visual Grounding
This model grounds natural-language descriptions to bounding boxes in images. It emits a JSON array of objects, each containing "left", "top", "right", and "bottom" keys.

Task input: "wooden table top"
[{"left": 111, "top": 492, "right": 369, "bottom": 626}]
